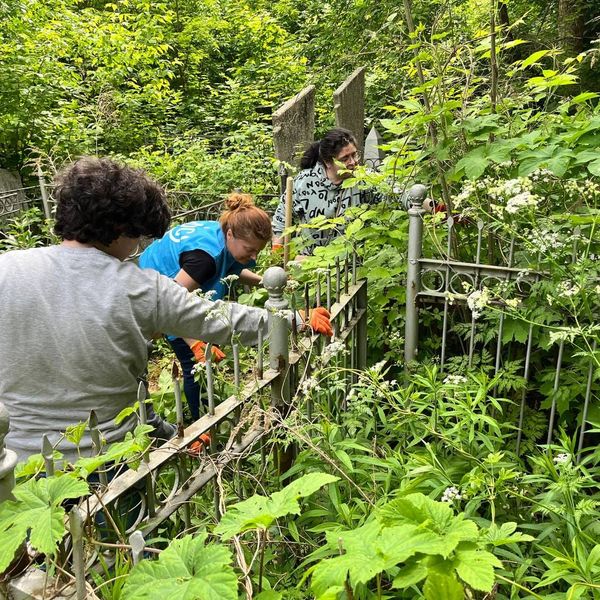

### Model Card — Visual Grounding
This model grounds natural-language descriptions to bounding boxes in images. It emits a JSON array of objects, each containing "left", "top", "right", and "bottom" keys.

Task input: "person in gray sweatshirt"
[{"left": 0, "top": 157, "right": 281, "bottom": 464}]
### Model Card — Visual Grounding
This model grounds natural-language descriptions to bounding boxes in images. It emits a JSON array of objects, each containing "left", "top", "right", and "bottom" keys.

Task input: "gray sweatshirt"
[{"left": 0, "top": 245, "right": 269, "bottom": 462}]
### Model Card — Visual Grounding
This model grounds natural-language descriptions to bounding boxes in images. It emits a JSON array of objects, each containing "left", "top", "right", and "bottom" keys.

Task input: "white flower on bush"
[
  {"left": 553, "top": 452, "right": 570, "bottom": 465},
  {"left": 221, "top": 274, "right": 239, "bottom": 285},
  {"left": 451, "top": 181, "right": 476, "bottom": 209},
  {"left": 467, "top": 287, "right": 490, "bottom": 319},
  {"left": 505, "top": 297, "right": 520, "bottom": 309},
  {"left": 322, "top": 340, "right": 346, "bottom": 362},
  {"left": 299, "top": 377, "right": 320, "bottom": 396},
  {"left": 196, "top": 289, "right": 217, "bottom": 301},
  {"left": 558, "top": 281, "right": 580, "bottom": 298},
  {"left": 370, "top": 360, "right": 387, "bottom": 374},
  {"left": 441, "top": 486, "right": 462, "bottom": 503},
  {"left": 505, "top": 191, "right": 539, "bottom": 214},
  {"left": 443, "top": 374, "right": 467, "bottom": 385},
  {"left": 548, "top": 328, "right": 578, "bottom": 345},
  {"left": 285, "top": 279, "right": 300, "bottom": 292}
]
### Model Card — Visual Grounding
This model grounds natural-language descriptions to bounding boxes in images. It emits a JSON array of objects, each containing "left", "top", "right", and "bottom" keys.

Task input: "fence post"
[
  {"left": 404, "top": 184, "right": 428, "bottom": 366},
  {"left": 263, "top": 266, "right": 292, "bottom": 474},
  {"left": 37, "top": 164, "right": 52, "bottom": 220},
  {"left": 68, "top": 506, "right": 87, "bottom": 600},
  {"left": 0, "top": 401, "right": 18, "bottom": 503}
]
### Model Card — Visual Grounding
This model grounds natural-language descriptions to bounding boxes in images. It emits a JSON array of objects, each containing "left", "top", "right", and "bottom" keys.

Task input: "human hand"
[
  {"left": 190, "top": 341, "right": 226, "bottom": 363},
  {"left": 189, "top": 432, "right": 211, "bottom": 456},
  {"left": 302, "top": 307, "right": 333, "bottom": 337}
]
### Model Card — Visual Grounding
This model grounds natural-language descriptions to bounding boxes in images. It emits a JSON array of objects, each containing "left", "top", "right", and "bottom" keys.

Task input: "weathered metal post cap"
[
  {"left": 263, "top": 266, "right": 288, "bottom": 295},
  {"left": 406, "top": 184, "right": 428, "bottom": 207}
]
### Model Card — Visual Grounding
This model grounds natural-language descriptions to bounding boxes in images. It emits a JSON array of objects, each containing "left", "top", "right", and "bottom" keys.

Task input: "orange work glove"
[
  {"left": 272, "top": 242, "right": 283, "bottom": 253},
  {"left": 189, "top": 433, "right": 211, "bottom": 456},
  {"left": 190, "top": 341, "right": 226, "bottom": 363},
  {"left": 309, "top": 307, "right": 333, "bottom": 337}
]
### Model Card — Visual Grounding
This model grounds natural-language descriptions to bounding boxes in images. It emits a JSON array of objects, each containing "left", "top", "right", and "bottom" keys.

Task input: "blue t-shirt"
[{"left": 139, "top": 221, "right": 255, "bottom": 301}]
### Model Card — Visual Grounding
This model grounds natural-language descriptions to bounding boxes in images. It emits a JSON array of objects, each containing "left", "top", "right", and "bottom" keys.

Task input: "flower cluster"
[
  {"left": 441, "top": 486, "right": 463, "bottom": 503},
  {"left": 505, "top": 190, "right": 539, "bottom": 214},
  {"left": 298, "top": 376, "right": 321, "bottom": 396},
  {"left": 321, "top": 340, "right": 347, "bottom": 362},
  {"left": 466, "top": 287, "right": 490, "bottom": 319},
  {"left": 553, "top": 452, "right": 571, "bottom": 465},
  {"left": 557, "top": 280, "right": 580, "bottom": 298},
  {"left": 443, "top": 374, "right": 467, "bottom": 385},
  {"left": 221, "top": 274, "right": 239, "bottom": 285}
]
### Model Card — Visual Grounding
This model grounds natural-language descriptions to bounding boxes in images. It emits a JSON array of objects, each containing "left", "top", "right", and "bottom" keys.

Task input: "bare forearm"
[{"left": 239, "top": 269, "right": 262, "bottom": 286}]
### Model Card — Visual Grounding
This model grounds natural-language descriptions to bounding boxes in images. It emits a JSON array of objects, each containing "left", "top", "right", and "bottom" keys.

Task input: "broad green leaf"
[
  {"left": 311, "top": 551, "right": 385, "bottom": 597},
  {"left": 379, "top": 493, "right": 454, "bottom": 530},
  {"left": 0, "top": 476, "right": 88, "bottom": 569},
  {"left": 519, "top": 49, "right": 552, "bottom": 69},
  {"left": 122, "top": 533, "right": 237, "bottom": 600},
  {"left": 455, "top": 548, "right": 502, "bottom": 591},
  {"left": 378, "top": 525, "right": 445, "bottom": 564},
  {"left": 392, "top": 562, "right": 428, "bottom": 588},
  {"left": 423, "top": 570, "right": 464, "bottom": 600},
  {"left": 215, "top": 473, "right": 339, "bottom": 539},
  {"left": 485, "top": 522, "right": 534, "bottom": 546},
  {"left": 587, "top": 160, "right": 600, "bottom": 177},
  {"left": 455, "top": 147, "right": 489, "bottom": 179},
  {"left": 324, "top": 519, "right": 382, "bottom": 553}
]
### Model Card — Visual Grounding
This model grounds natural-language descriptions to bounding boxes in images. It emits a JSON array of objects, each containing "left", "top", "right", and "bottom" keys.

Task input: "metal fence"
[
  {"left": 403, "top": 192, "right": 599, "bottom": 457},
  {"left": 0, "top": 257, "right": 367, "bottom": 597}
]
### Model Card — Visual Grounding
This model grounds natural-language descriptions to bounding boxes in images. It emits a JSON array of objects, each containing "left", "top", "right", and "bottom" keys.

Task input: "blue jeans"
[{"left": 168, "top": 337, "right": 202, "bottom": 421}]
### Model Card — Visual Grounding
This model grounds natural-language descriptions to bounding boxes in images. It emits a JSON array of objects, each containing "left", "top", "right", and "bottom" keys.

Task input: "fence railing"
[
  {"left": 403, "top": 192, "right": 599, "bottom": 458},
  {"left": 0, "top": 257, "right": 367, "bottom": 597}
]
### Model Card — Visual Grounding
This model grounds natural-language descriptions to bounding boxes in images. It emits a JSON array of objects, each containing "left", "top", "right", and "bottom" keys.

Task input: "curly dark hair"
[{"left": 53, "top": 157, "right": 171, "bottom": 246}]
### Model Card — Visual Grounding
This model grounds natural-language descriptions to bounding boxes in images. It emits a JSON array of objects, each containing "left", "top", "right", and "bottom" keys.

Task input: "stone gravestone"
[
  {"left": 0, "top": 169, "right": 26, "bottom": 219},
  {"left": 272, "top": 85, "right": 316, "bottom": 169},
  {"left": 363, "top": 125, "right": 386, "bottom": 170},
  {"left": 333, "top": 67, "right": 366, "bottom": 152}
]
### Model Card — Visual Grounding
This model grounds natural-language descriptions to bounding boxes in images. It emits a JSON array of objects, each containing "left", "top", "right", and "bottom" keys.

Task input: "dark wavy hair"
[
  {"left": 53, "top": 157, "right": 171, "bottom": 246},
  {"left": 300, "top": 127, "right": 357, "bottom": 170}
]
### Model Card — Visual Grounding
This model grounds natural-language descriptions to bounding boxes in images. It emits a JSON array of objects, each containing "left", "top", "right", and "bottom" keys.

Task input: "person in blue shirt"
[{"left": 139, "top": 193, "right": 272, "bottom": 420}]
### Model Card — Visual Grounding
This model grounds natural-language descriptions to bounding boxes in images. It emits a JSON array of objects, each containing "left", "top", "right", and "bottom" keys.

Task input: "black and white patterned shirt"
[{"left": 272, "top": 162, "right": 374, "bottom": 254}]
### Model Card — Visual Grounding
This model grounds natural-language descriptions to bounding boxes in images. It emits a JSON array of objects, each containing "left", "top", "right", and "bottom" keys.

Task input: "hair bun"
[{"left": 225, "top": 192, "right": 254, "bottom": 212}]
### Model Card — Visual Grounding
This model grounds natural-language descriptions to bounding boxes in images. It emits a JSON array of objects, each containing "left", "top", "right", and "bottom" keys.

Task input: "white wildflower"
[
  {"left": 298, "top": 377, "right": 320, "bottom": 396},
  {"left": 548, "top": 328, "right": 578, "bottom": 345},
  {"left": 441, "top": 486, "right": 462, "bottom": 503},
  {"left": 321, "top": 340, "right": 347, "bottom": 362},
  {"left": 221, "top": 274, "right": 239, "bottom": 285},
  {"left": 370, "top": 360, "right": 387, "bottom": 374},
  {"left": 558, "top": 281, "right": 580, "bottom": 298},
  {"left": 466, "top": 287, "right": 490, "bottom": 319},
  {"left": 285, "top": 279, "right": 300, "bottom": 292},
  {"left": 505, "top": 191, "right": 539, "bottom": 214},
  {"left": 443, "top": 374, "right": 467, "bottom": 385},
  {"left": 505, "top": 297, "right": 519, "bottom": 309}
]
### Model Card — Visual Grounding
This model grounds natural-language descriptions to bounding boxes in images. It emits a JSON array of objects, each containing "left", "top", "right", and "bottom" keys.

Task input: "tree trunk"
[{"left": 558, "top": 0, "right": 585, "bottom": 54}]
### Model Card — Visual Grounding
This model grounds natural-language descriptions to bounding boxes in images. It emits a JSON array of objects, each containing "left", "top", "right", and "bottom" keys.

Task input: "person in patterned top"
[{"left": 272, "top": 127, "right": 376, "bottom": 257}]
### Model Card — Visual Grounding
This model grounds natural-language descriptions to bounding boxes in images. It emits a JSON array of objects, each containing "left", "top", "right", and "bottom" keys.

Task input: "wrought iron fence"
[
  {"left": 0, "top": 257, "right": 367, "bottom": 597},
  {"left": 403, "top": 192, "right": 599, "bottom": 458}
]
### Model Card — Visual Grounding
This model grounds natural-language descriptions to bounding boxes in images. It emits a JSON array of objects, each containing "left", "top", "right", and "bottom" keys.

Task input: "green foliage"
[
  {"left": 0, "top": 207, "right": 57, "bottom": 252},
  {"left": 306, "top": 493, "right": 502, "bottom": 598},
  {"left": 214, "top": 472, "right": 339, "bottom": 540},
  {"left": 0, "top": 475, "right": 89, "bottom": 572},
  {"left": 122, "top": 531, "right": 238, "bottom": 600}
]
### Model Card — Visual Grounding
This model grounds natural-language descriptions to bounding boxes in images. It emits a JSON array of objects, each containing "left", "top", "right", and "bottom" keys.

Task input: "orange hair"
[{"left": 220, "top": 192, "right": 272, "bottom": 242}]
